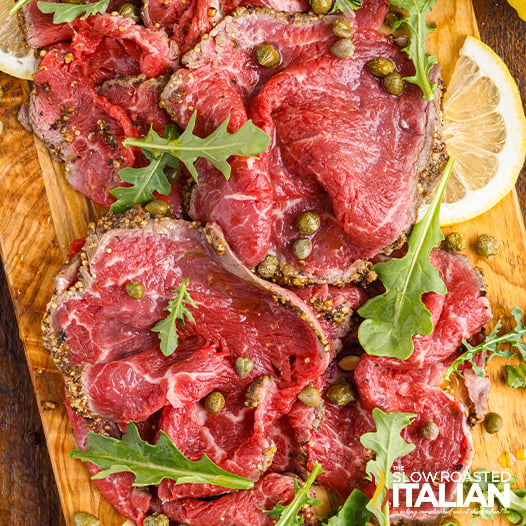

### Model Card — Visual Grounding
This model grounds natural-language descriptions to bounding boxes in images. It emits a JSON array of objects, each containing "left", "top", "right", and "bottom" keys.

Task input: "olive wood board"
[{"left": 0, "top": 0, "right": 525, "bottom": 524}]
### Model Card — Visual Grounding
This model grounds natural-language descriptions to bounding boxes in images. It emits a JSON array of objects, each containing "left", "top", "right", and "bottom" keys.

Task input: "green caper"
[
  {"left": 292, "top": 238, "right": 312, "bottom": 260},
  {"left": 74, "top": 512, "right": 100, "bottom": 526},
  {"left": 310, "top": 0, "right": 333, "bottom": 14},
  {"left": 166, "top": 164, "right": 182, "bottom": 184},
  {"left": 484, "top": 412, "right": 503, "bottom": 434},
  {"left": 420, "top": 421, "right": 440, "bottom": 441},
  {"left": 126, "top": 281, "right": 145, "bottom": 299},
  {"left": 235, "top": 356, "right": 254, "bottom": 377},
  {"left": 326, "top": 377, "right": 355, "bottom": 406},
  {"left": 366, "top": 57, "right": 396, "bottom": 78},
  {"left": 144, "top": 513, "right": 170, "bottom": 526},
  {"left": 330, "top": 39, "right": 355, "bottom": 60},
  {"left": 205, "top": 391, "right": 225, "bottom": 413},
  {"left": 382, "top": 71, "right": 404, "bottom": 95},
  {"left": 476, "top": 234, "right": 500, "bottom": 258},
  {"left": 118, "top": 2, "right": 140, "bottom": 21},
  {"left": 296, "top": 211, "right": 321, "bottom": 235},
  {"left": 443, "top": 232, "right": 466, "bottom": 252},
  {"left": 145, "top": 199, "right": 169, "bottom": 216},
  {"left": 333, "top": 19, "right": 354, "bottom": 39},
  {"left": 257, "top": 254, "right": 278, "bottom": 279},
  {"left": 298, "top": 385, "right": 322, "bottom": 407},
  {"left": 254, "top": 44, "right": 281, "bottom": 68},
  {"left": 384, "top": 10, "right": 403, "bottom": 27}
]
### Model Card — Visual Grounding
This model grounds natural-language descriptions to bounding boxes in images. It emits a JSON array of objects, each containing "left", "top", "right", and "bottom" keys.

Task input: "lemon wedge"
[
  {"left": 440, "top": 35, "right": 526, "bottom": 226},
  {"left": 0, "top": 1, "right": 36, "bottom": 80}
]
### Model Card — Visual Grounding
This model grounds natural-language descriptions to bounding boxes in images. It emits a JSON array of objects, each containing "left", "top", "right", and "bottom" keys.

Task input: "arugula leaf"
[
  {"left": 330, "top": 0, "right": 363, "bottom": 15},
  {"left": 37, "top": 0, "right": 110, "bottom": 23},
  {"left": 357, "top": 157, "right": 454, "bottom": 360},
  {"left": 389, "top": 0, "right": 439, "bottom": 100},
  {"left": 464, "top": 470, "right": 526, "bottom": 525},
  {"left": 324, "top": 488, "right": 371, "bottom": 526},
  {"left": 443, "top": 307, "right": 526, "bottom": 381},
  {"left": 110, "top": 126, "right": 180, "bottom": 214},
  {"left": 263, "top": 462, "right": 323, "bottom": 526},
  {"left": 9, "top": 0, "right": 32, "bottom": 16},
  {"left": 152, "top": 279, "right": 197, "bottom": 357},
  {"left": 360, "top": 409, "right": 416, "bottom": 526},
  {"left": 507, "top": 364, "right": 526, "bottom": 388},
  {"left": 69, "top": 423, "right": 254, "bottom": 489},
  {"left": 123, "top": 111, "right": 270, "bottom": 184}
]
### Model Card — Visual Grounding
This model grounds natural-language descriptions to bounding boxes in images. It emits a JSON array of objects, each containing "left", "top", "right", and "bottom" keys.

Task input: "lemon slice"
[
  {"left": 440, "top": 35, "right": 526, "bottom": 226},
  {"left": 0, "top": 1, "right": 36, "bottom": 80}
]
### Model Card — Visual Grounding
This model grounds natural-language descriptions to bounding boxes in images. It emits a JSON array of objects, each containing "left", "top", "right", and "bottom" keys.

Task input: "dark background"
[{"left": 0, "top": 1, "right": 525, "bottom": 524}]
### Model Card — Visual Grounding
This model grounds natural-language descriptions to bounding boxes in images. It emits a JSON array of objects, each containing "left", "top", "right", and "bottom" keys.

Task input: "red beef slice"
[
  {"left": 43, "top": 208, "right": 329, "bottom": 424},
  {"left": 24, "top": 16, "right": 177, "bottom": 208},
  {"left": 162, "top": 9, "right": 440, "bottom": 277}
]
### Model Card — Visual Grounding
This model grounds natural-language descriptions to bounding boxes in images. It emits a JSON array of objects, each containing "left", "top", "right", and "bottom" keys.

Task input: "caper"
[
  {"left": 476, "top": 234, "right": 500, "bottom": 258},
  {"left": 118, "top": 2, "right": 140, "bottom": 21},
  {"left": 257, "top": 254, "right": 278, "bottom": 279},
  {"left": 366, "top": 57, "right": 396, "bottom": 78},
  {"left": 443, "top": 232, "right": 466, "bottom": 252},
  {"left": 330, "top": 39, "right": 355, "bottom": 60},
  {"left": 333, "top": 19, "right": 354, "bottom": 39},
  {"left": 292, "top": 238, "right": 312, "bottom": 260},
  {"left": 126, "top": 281, "right": 145, "bottom": 299},
  {"left": 326, "top": 377, "right": 355, "bottom": 406},
  {"left": 296, "top": 211, "right": 321, "bottom": 235},
  {"left": 145, "top": 199, "right": 169, "bottom": 216},
  {"left": 254, "top": 43, "right": 281, "bottom": 68},
  {"left": 204, "top": 391, "right": 225, "bottom": 413},
  {"left": 74, "top": 512, "right": 100, "bottom": 526},
  {"left": 420, "top": 421, "right": 440, "bottom": 441},
  {"left": 384, "top": 10, "right": 403, "bottom": 27},
  {"left": 338, "top": 355, "right": 360, "bottom": 371},
  {"left": 484, "top": 412, "right": 503, "bottom": 434},
  {"left": 382, "top": 71, "right": 404, "bottom": 95},
  {"left": 235, "top": 356, "right": 254, "bottom": 377},
  {"left": 166, "top": 163, "right": 182, "bottom": 184},
  {"left": 144, "top": 513, "right": 170, "bottom": 526},
  {"left": 310, "top": 0, "right": 332, "bottom": 14},
  {"left": 298, "top": 385, "right": 322, "bottom": 407}
]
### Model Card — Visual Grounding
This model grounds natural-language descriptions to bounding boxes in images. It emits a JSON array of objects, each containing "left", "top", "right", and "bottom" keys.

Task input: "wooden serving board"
[{"left": 0, "top": 1, "right": 525, "bottom": 524}]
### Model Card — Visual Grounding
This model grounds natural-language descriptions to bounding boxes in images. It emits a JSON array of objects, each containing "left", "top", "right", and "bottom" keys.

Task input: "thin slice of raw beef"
[
  {"left": 44, "top": 209, "right": 329, "bottom": 425},
  {"left": 162, "top": 9, "right": 441, "bottom": 275},
  {"left": 158, "top": 473, "right": 317, "bottom": 526}
]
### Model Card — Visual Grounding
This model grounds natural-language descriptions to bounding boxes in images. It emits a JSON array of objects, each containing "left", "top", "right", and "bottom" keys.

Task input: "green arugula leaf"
[
  {"left": 151, "top": 279, "right": 197, "bottom": 357},
  {"left": 360, "top": 409, "right": 416, "bottom": 526},
  {"left": 37, "top": 0, "right": 110, "bottom": 23},
  {"left": 9, "top": 0, "right": 32, "bottom": 16},
  {"left": 69, "top": 423, "right": 254, "bottom": 489},
  {"left": 123, "top": 111, "right": 270, "bottom": 183},
  {"left": 443, "top": 307, "right": 525, "bottom": 381},
  {"left": 110, "top": 126, "right": 180, "bottom": 214},
  {"left": 507, "top": 364, "right": 526, "bottom": 388},
  {"left": 263, "top": 462, "right": 323, "bottom": 526},
  {"left": 323, "top": 488, "right": 371, "bottom": 526},
  {"left": 389, "top": 0, "right": 439, "bottom": 100},
  {"left": 357, "top": 157, "right": 454, "bottom": 360},
  {"left": 330, "top": 0, "right": 363, "bottom": 15},
  {"left": 464, "top": 470, "right": 526, "bottom": 525}
]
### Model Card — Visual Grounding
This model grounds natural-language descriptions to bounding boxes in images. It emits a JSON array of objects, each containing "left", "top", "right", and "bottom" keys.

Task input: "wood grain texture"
[{"left": 0, "top": 1, "right": 525, "bottom": 524}]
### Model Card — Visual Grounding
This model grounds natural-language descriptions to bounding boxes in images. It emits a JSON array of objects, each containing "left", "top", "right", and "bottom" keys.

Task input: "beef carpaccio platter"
[{"left": 1, "top": 0, "right": 526, "bottom": 524}]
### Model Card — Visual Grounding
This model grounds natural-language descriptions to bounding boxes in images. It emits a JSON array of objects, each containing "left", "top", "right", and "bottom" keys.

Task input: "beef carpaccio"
[
  {"left": 20, "top": 0, "right": 493, "bottom": 522},
  {"left": 43, "top": 207, "right": 491, "bottom": 524}
]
